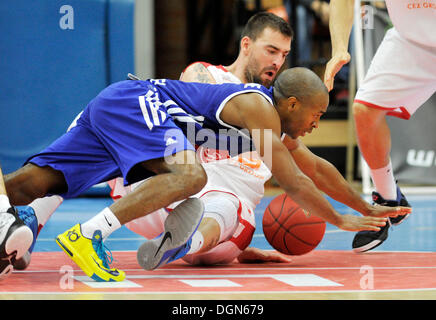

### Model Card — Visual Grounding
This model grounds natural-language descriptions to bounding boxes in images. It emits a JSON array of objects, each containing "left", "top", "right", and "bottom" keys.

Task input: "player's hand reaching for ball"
[
  {"left": 366, "top": 205, "right": 412, "bottom": 219},
  {"left": 337, "top": 214, "right": 388, "bottom": 232},
  {"left": 237, "top": 247, "right": 293, "bottom": 264}
]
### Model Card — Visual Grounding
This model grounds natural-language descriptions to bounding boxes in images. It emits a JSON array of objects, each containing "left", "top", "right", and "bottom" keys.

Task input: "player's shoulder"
[
  {"left": 229, "top": 88, "right": 276, "bottom": 121},
  {"left": 180, "top": 61, "right": 218, "bottom": 83},
  {"left": 182, "top": 61, "right": 211, "bottom": 73}
]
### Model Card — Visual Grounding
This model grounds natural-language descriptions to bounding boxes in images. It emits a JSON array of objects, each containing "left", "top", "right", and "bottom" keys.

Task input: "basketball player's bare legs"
[
  {"left": 353, "top": 103, "right": 391, "bottom": 172},
  {"left": 352, "top": 102, "right": 411, "bottom": 252}
]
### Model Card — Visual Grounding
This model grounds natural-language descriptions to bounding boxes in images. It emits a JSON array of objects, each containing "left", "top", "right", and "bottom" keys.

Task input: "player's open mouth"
[{"left": 265, "top": 71, "right": 275, "bottom": 78}]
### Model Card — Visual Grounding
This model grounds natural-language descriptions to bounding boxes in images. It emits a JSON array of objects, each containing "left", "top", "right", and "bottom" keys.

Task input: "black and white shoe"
[
  {"left": 352, "top": 187, "right": 411, "bottom": 253},
  {"left": 0, "top": 207, "right": 33, "bottom": 280}
]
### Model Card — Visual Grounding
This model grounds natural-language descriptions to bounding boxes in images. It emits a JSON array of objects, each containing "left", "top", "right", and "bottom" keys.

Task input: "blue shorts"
[{"left": 27, "top": 81, "right": 195, "bottom": 199}]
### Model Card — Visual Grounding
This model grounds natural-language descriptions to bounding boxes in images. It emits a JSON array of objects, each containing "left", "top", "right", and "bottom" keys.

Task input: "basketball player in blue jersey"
[{"left": 0, "top": 67, "right": 410, "bottom": 282}]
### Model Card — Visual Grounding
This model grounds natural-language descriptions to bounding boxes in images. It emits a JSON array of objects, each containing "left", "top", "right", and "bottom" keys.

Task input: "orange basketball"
[{"left": 263, "top": 193, "right": 326, "bottom": 255}]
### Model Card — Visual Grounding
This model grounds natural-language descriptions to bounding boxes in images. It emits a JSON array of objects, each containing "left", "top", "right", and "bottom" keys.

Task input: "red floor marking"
[{"left": 2, "top": 250, "right": 436, "bottom": 293}]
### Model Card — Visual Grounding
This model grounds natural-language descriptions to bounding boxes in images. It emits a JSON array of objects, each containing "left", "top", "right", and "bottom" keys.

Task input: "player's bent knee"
[
  {"left": 182, "top": 163, "right": 207, "bottom": 194},
  {"left": 4, "top": 164, "right": 66, "bottom": 205}
]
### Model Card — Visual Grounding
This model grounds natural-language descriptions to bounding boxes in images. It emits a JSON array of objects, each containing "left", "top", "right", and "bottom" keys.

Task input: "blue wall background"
[{"left": 0, "top": 0, "right": 134, "bottom": 180}]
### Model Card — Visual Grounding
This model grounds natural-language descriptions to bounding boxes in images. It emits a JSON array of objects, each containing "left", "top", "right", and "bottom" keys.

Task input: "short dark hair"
[
  {"left": 241, "top": 12, "right": 294, "bottom": 41},
  {"left": 273, "top": 67, "right": 328, "bottom": 103}
]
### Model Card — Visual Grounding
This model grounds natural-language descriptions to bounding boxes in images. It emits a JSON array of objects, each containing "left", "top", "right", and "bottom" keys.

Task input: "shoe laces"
[{"left": 92, "top": 231, "right": 114, "bottom": 269}]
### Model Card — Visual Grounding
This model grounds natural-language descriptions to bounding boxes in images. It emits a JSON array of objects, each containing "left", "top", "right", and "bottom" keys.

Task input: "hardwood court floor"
[{"left": 1, "top": 193, "right": 435, "bottom": 300}]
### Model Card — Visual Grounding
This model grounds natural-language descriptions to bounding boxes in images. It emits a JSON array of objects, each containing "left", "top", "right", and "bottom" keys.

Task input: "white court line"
[
  {"left": 3, "top": 287, "right": 436, "bottom": 296},
  {"left": 13, "top": 265, "right": 436, "bottom": 275}
]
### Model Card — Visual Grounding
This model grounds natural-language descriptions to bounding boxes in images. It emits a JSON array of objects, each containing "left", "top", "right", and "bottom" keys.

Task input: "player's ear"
[
  {"left": 240, "top": 36, "right": 251, "bottom": 55},
  {"left": 287, "top": 96, "right": 298, "bottom": 112}
]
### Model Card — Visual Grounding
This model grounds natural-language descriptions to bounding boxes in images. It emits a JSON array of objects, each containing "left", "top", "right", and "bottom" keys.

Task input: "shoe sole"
[
  {"left": 137, "top": 198, "right": 204, "bottom": 271},
  {"left": 353, "top": 239, "right": 383, "bottom": 253},
  {"left": 55, "top": 234, "right": 92, "bottom": 277},
  {"left": 354, "top": 213, "right": 410, "bottom": 253},
  {"left": 5, "top": 225, "right": 34, "bottom": 260},
  {"left": 391, "top": 213, "right": 410, "bottom": 226}
]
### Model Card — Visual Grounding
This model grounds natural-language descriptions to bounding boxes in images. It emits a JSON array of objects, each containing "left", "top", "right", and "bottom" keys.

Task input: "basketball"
[{"left": 263, "top": 193, "right": 326, "bottom": 255}]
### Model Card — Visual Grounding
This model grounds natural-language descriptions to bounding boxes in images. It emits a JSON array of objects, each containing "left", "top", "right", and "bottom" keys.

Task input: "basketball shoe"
[
  {"left": 352, "top": 186, "right": 411, "bottom": 253},
  {"left": 137, "top": 198, "right": 204, "bottom": 270},
  {"left": 11, "top": 206, "right": 39, "bottom": 270},
  {"left": 56, "top": 224, "right": 125, "bottom": 282},
  {"left": 0, "top": 207, "right": 34, "bottom": 280}
]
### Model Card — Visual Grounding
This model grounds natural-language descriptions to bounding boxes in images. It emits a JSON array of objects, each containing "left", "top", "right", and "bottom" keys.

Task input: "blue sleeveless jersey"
[
  {"left": 133, "top": 79, "right": 273, "bottom": 152},
  {"left": 26, "top": 79, "right": 274, "bottom": 198}
]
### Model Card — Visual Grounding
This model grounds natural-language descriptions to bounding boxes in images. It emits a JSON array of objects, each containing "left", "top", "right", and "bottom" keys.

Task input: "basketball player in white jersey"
[{"left": 324, "top": 0, "right": 436, "bottom": 252}]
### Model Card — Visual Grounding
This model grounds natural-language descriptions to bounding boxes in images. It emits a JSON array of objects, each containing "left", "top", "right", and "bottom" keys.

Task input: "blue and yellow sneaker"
[
  {"left": 137, "top": 198, "right": 204, "bottom": 270},
  {"left": 56, "top": 224, "right": 125, "bottom": 282}
]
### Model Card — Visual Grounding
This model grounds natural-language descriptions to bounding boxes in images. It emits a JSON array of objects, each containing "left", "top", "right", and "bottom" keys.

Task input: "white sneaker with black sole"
[{"left": 0, "top": 207, "right": 34, "bottom": 280}]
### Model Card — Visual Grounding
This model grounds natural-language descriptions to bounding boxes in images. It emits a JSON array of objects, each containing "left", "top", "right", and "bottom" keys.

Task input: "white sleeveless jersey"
[{"left": 385, "top": 0, "right": 436, "bottom": 47}]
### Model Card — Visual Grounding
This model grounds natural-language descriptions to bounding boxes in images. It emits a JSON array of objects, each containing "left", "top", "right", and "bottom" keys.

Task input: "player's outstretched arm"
[
  {"left": 285, "top": 137, "right": 411, "bottom": 218},
  {"left": 224, "top": 93, "right": 387, "bottom": 232},
  {"left": 264, "top": 131, "right": 388, "bottom": 231}
]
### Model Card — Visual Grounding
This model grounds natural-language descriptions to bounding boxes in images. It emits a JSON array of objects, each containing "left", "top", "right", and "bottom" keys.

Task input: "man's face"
[
  {"left": 282, "top": 93, "right": 329, "bottom": 139},
  {"left": 244, "top": 28, "right": 291, "bottom": 87}
]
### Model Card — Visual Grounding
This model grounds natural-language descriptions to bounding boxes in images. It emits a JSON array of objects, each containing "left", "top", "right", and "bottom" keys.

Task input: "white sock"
[
  {"left": 187, "top": 231, "right": 204, "bottom": 255},
  {"left": 29, "top": 195, "right": 63, "bottom": 226},
  {"left": 0, "top": 195, "right": 11, "bottom": 212},
  {"left": 370, "top": 160, "right": 397, "bottom": 201},
  {"left": 81, "top": 207, "right": 121, "bottom": 240}
]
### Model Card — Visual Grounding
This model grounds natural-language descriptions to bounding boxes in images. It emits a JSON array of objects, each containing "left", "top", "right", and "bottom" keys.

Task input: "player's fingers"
[
  {"left": 397, "top": 206, "right": 412, "bottom": 215},
  {"left": 271, "top": 254, "right": 292, "bottom": 263},
  {"left": 361, "top": 225, "right": 381, "bottom": 232},
  {"left": 323, "top": 63, "right": 336, "bottom": 91},
  {"left": 377, "top": 206, "right": 412, "bottom": 218},
  {"left": 324, "top": 76, "right": 334, "bottom": 92},
  {"left": 367, "top": 216, "right": 388, "bottom": 226},
  {"left": 356, "top": 217, "right": 387, "bottom": 232}
]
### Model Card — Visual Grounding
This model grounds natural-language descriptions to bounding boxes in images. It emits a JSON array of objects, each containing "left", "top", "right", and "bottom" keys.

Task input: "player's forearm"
[
  {"left": 280, "top": 173, "right": 344, "bottom": 227},
  {"left": 268, "top": 139, "right": 344, "bottom": 228},
  {"left": 329, "top": 0, "right": 355, "bottom": 56},
  {"left": 311, "top": 159, "right": 372, "bottom": 216}
]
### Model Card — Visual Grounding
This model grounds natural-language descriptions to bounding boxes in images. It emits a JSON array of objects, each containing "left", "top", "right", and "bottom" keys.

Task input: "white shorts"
[
  {"left": 124, "top": 189, "right": 256, "bottom": 265},
  {"left": 355, "top": 28, "right": 436, "bottom": 120}
]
